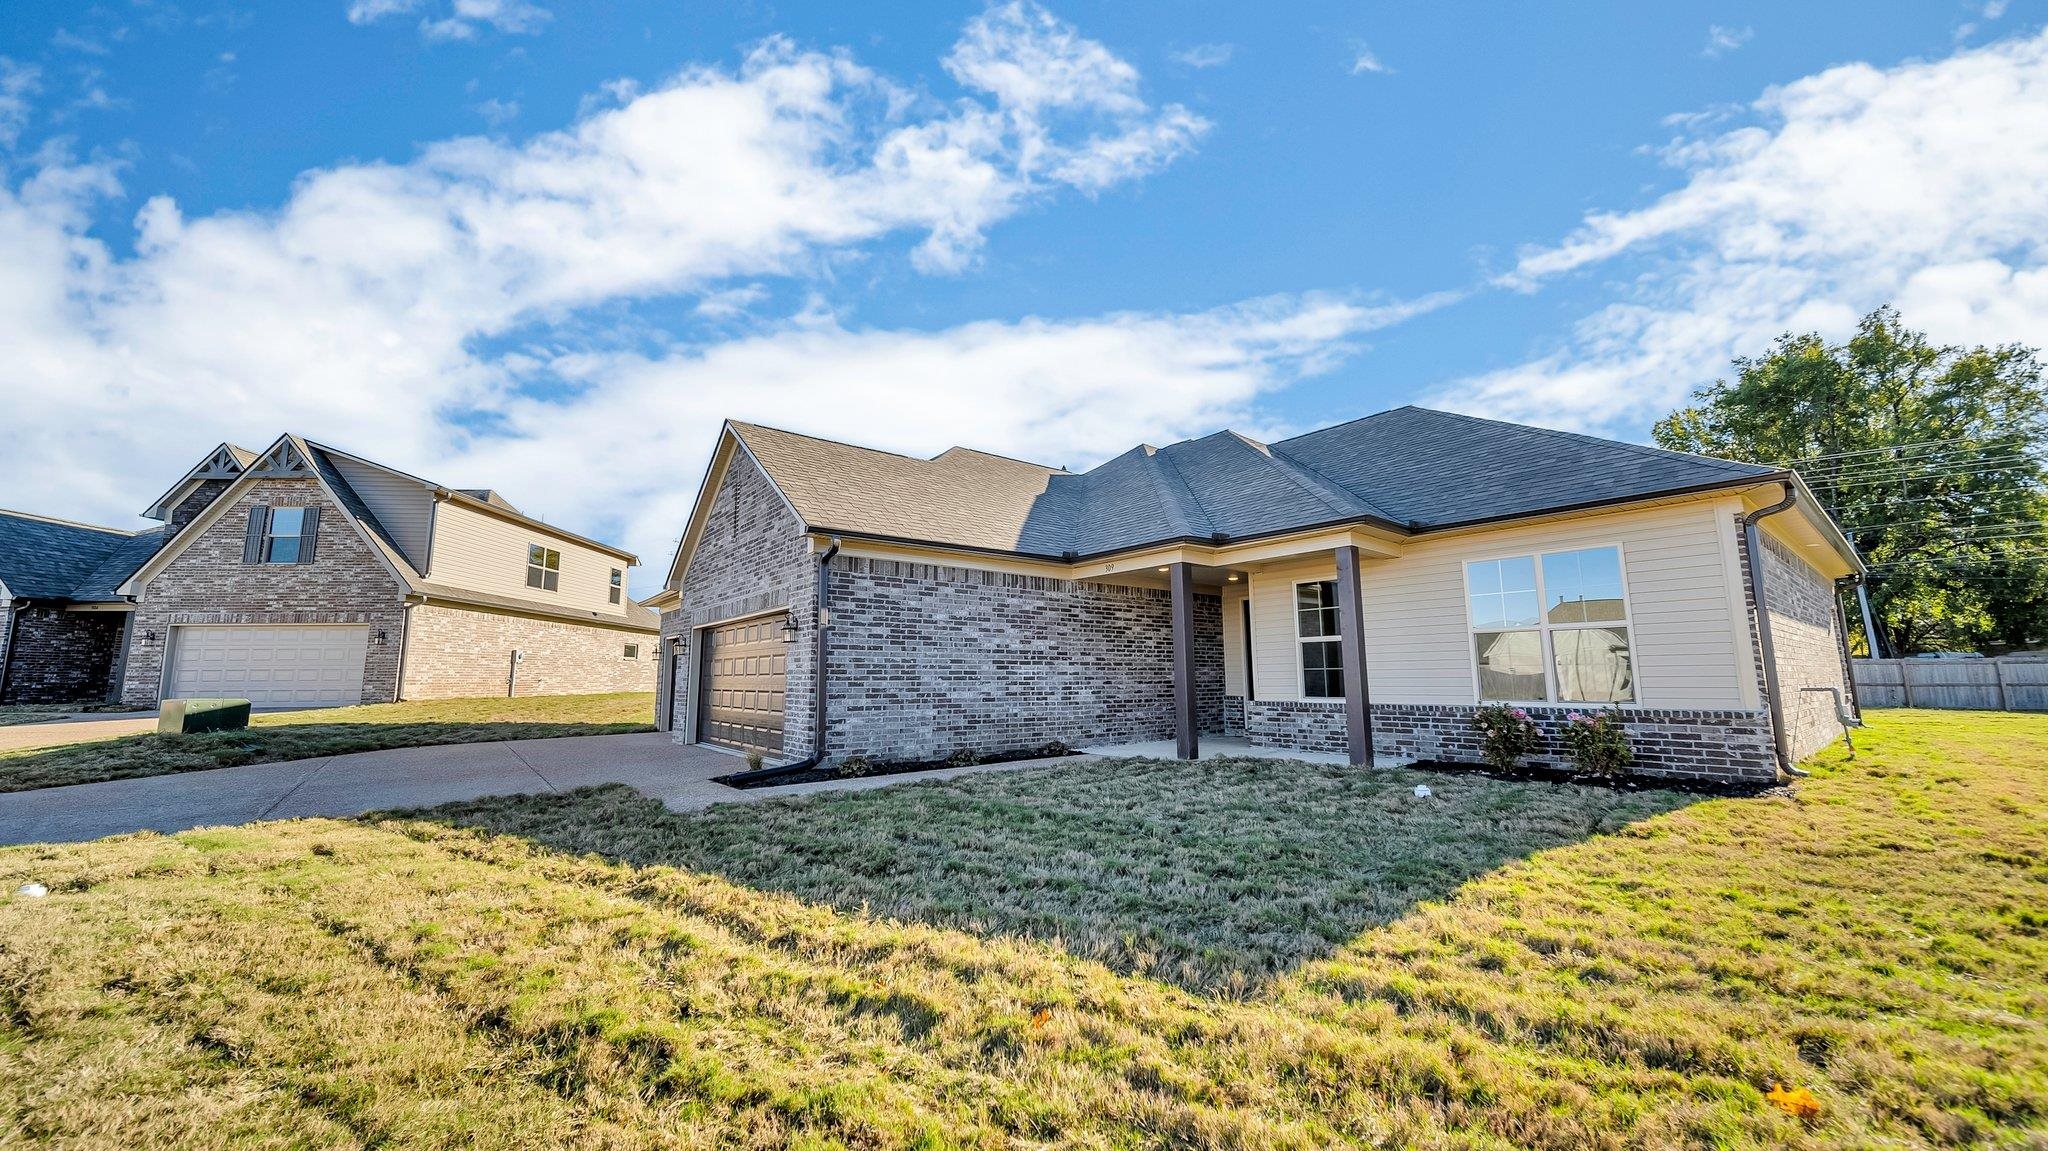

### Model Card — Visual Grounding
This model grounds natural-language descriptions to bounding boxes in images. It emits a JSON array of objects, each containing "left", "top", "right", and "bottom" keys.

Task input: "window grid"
[
  {"left": 526, "top": 545, "right": 561, "bottom": 592},
  {"left": 1464, "top": 544, "right": 1636, "bottom": 705},
  {"left": 1294, "top": 579, "right": 1344, "bottom": 699}
]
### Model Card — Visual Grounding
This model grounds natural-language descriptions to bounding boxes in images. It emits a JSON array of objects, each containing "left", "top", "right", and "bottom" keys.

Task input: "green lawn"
[
  {"left": 0, "top": 710, "right": 2041, "bottom": 1148},
  {"left": 0, "top": 693, "right": 654, "bottom": 792}
]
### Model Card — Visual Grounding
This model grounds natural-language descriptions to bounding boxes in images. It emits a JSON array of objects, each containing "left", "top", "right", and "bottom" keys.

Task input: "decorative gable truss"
[{"left": 249, "top": 438, "right": 315, "bottom": 476}]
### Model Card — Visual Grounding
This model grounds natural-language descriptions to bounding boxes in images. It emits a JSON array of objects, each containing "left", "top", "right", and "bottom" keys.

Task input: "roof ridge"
[
  {"left": 1396, "top": 406, "right": 1770, "bottom": 475},
  {"left": 0, "top": 507, "right": 138, "bottom": 536},
  {"left": 931, "top": 445, "right": 1067, "bottom": 473},
  {"left": 1146, "top": 445, "right": 1217, "bottom": 538},
  {"left": 1260, "top": 444, "right": 1405, "bottom": 525}
]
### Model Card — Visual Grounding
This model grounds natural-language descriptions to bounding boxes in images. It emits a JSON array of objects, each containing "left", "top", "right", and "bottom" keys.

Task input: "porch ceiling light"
[
  {"left": 1227, "top": 573, "right": 1240, "bottom": 582},
  {"left": 1156, "top": 566, "right": 1169, "bottom": 573}
]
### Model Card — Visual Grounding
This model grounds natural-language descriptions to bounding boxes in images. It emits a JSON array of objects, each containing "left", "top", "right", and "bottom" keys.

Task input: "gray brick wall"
[
  {"left": 824, "top": 555, "right": 1223, "bottom": 760},
  {"left": 123, "top": 478, "right": 407, "bottom": 706},
  {"left": 664, "top": 450, "right": 817, "bottom": 752},
  {"left": 1239, "top": 697, "right": 1778, "bottom": 784},
  {"left": 1756, "top": 528, "right": 1850, "bottom": 762},
  {"left": 400, "top": 603, "right": 656, "bottom": 699},
  {"left": 166, "top": 479, "right": 233, "bottom": 541},
  {"left": 0, "top": 605, "right": 125, "bottom": 704}
]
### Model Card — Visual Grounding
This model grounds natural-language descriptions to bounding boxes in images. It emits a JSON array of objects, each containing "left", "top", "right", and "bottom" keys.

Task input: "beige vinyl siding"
[
  {"left": 324, "top": 456, "right": 434, "bottom": 569},
  {"left": 1248, "top": 556, "right": 1340, "bottom": 703},
  {"left": 1245, "top": 498, "right": 1758, "bottom": 709},
  {"left": 425, "top": 502, "right": 628, "bottom": 616},
  {"left": 1221, "top": 583, "right": 1248, "bottom": 697}
]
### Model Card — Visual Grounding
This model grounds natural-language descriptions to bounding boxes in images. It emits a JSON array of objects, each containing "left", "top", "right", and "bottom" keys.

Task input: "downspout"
[
  {"left": 0, "top": 600, "right": 21, "bottom": 705},
  {"left": 1743, "top": 481, "right": 1802, "bottom": 777},
  {"left": 717, "top": 536, "right": 840, "bottom": 786},
  {"left": 1833, "top": 575, "right": 1865, "bottom": 721},
  {"left": 392, "top": 600, "right": 415, "bottom": 702}
]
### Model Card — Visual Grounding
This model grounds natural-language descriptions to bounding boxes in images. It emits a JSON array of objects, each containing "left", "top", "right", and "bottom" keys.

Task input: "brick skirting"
[{"left": 1238, "top": 696, "right": 1779, "bottom": 784}]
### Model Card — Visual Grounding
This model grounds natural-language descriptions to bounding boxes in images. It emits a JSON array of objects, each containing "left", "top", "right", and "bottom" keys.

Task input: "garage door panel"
[
  {"left": 699, "top": 614, "right": 787, "bottom": 756},
  {"left": 169, "top": 625, "right": 369, "bottom": 708}
]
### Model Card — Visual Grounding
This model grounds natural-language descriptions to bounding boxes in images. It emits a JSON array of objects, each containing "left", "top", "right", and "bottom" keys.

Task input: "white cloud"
[
  {"left": 0, "top": 5, "right": 1242, "bottom": 583},
  {"left": 347, "top": 0, "right": 551, "bottom": 41},
  {"left": 1349, "top": 45, "right": 1390, "bottom": 75},
  {"left": 467, "top": 293, "right": 1446, "bottom": 567},
  {"left": 1171, "top": 43, "right": 1233, "bottom": 69},
  {"left": 0, "top": 58, "right": 36, "bottom": 148},
  {"left": 1702, "top": 25, "right": 1753, "bottom": 59},
  {"left": 1441, "top": 29, "right": 2048, "bottom": 430},
  {"left": 472, "top": 96, "right": 519, "bottom": 125}
]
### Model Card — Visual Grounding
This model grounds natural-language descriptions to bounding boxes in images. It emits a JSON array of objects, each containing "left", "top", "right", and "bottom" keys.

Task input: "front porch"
[{"left": 1093, "top": 538, "right": 1389, "bottom": 766}]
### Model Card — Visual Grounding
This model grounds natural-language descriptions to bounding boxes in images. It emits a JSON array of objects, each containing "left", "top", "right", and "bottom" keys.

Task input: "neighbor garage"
[{"left": 165, "top": 624, "right": 369, "bottom": 707}]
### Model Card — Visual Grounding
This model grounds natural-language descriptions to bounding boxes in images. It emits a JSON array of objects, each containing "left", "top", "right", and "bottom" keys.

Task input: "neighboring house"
[
  {"left": 1, "top": 435, "right": 657, "bottom": 708},
  {"left": 655, "top": 407, "right": 1864, "bottom": 785},
  {"left": 0, "top": 512, "right": 166, "bottom": 704}
]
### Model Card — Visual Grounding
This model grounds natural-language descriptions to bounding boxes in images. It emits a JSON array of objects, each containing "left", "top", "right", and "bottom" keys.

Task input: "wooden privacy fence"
[{"left": 1851, "top": 657, "right": 2048, "bottom": 711}]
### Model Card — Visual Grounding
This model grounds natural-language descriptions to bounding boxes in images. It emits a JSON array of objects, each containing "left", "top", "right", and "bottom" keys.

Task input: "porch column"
[
  {"left": 1170, "top": 561, "right": 1199, "bottom": 760},
  {"left": 1335, "top": 545, "right": 1373, "bottom": 766}
]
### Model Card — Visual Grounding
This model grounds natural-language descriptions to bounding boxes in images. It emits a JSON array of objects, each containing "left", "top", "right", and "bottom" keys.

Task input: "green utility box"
[{"left": 158, "top": 698, "right": 253, "bottom": 735}]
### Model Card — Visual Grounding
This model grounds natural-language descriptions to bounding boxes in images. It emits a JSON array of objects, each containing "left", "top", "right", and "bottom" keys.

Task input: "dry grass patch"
[
  {"left": 0, "top": 692, "right": 653, "bottom": 792},
  {"left": 0, "top": 710, "right": 2041, "bottom": 1148}
]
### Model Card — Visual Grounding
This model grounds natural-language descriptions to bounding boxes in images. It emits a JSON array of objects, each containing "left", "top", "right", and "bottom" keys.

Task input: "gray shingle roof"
[
  {"left": 0, "top": 510, "right": 159, "bottom": 601},
  {"left": 730, "top": 406, "right": 1780, "bottom": 559}
]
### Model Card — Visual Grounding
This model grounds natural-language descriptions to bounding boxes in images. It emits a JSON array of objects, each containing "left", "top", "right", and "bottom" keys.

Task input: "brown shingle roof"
[{"left": 731, "top": 422, "right": 1068, "bottom": 554}]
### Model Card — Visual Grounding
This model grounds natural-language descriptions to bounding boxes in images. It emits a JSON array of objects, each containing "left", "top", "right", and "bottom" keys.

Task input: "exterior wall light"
[{"left": 777, "top": 619, "right": 800, "bottom": 643}]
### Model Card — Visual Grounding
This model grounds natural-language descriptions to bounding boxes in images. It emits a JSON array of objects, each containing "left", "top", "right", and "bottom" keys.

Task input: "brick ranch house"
[
  {"left": 0, "top": 435, "right": 656, "bottom": 708},
  {"left": 652, "top": 407, "right": 1865, "bottom": 785}
]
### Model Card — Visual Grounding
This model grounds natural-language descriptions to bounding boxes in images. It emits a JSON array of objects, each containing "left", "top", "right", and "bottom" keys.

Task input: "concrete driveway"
[
  {"left": 0, "top": 732, "right": 750, "bottom": 846},
  {"left": 0, "top": 713, "right": 160, "bottom": 753}
]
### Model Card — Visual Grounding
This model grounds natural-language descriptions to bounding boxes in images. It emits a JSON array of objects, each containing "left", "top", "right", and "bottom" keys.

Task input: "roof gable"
[{"left": 142, "top": 442, "right": 257, "bottom": 521}]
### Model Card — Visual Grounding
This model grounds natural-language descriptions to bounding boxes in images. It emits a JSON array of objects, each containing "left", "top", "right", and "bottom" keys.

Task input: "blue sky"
[{"left": 2, "top": 0, "right": 2043, "bottom": 587}]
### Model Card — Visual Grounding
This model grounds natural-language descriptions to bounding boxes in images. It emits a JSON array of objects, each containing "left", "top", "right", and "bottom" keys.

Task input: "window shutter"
[
  {"left": 243, "top": 506, "right": 268, "bottom": 564},
  {"left": 298, "top": 506, "right": 321, "bottom": 563}
]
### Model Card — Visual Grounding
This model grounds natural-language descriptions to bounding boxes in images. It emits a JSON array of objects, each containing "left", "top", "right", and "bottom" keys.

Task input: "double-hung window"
[
  {"left": 1296, "top": 580, "right": 1344, "bottom": 699},
  {"left": 609, "top": 568, "right": 623, "bottom": 604},
  {"left": 261, "top": 507, "right": 311, "bottom": 563},
  {"left": 526, "top": 545, "right": 561, "bottom": 592},
  {"left": 1466, "top": 545, "right": 1635, "bottom": 703}
]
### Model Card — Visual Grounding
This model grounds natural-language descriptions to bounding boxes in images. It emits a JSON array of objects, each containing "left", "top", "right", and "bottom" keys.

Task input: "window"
[
  {"left": 526, "top": 544, "right": 560, "bottom": 592},
  {"left": 1296, "top": 580, "right": 1344, "bottom": 699},
  {"left": 262, "top": 507, "right": 310, "bottom": 564},
  {"left": 609, "top": 568, "right": 623, "bottom": 605},
  {"left": 1465, "top": 545, "right": 1635, "bottom": 704},
  {"left": 623, "top": 643, "right": 640, "bottom": 659}
]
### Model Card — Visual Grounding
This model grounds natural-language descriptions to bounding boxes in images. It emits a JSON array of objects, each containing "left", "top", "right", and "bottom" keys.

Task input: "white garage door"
[{"left": 168, "top": 625, "right": 369, "bottom": 708}]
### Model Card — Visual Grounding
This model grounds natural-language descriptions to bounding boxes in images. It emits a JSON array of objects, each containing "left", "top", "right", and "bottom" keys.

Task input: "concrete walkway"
[{"left": 0, "top": 734, "right": 1104, "bottom": 846}]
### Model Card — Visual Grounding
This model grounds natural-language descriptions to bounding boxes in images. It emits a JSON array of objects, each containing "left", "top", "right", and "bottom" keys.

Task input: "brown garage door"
[{"left": 698, "top": 614, "right": 787, "bottom": 755}]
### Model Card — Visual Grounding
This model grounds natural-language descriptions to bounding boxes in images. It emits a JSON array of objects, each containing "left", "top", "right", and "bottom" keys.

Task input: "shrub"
[
  {"left": 835, "top": 755, "right": 875, "bottom": 778},
  {"left": 1037, "top": 740, "right": 1073, "bottom": 758},
  {"left": 946, "top": 748, "right": 983, "bottom": 768},
  {"left": 1470, "top": 704, "right": 1542, "bottom": 770},
  {"left": 1560, "top": 710, "right": 1633, "bottom": 778},
  {"left": 744, "top": 751, "right": 764, "bottom": 772}
]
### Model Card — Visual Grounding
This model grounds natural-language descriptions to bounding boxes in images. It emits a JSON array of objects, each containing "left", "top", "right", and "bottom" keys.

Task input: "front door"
[{"left": 697, "top": 614, "right": 787, "bottom": 755}]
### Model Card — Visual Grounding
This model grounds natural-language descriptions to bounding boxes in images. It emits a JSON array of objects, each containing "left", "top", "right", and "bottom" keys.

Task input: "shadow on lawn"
[
  {"left": 0, "top": 721, "right": 651, "bottom": 793},
  {"left": 411, "top": 754, "right": 1705, "bottom": 995}
]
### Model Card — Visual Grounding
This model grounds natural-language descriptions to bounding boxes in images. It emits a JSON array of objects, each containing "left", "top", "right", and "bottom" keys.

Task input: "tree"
[{"left": 1653, "top": 307, "right": 2048, "bottom": 656}]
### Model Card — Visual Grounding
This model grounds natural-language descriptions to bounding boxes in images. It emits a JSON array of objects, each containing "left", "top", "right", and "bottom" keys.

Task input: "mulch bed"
[
  {"left": 715, "top": 744, "right": 1079, "bottom": 789},
  {"left": 1405, "top": 758, "right": 1791, "bottom": 798}
]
